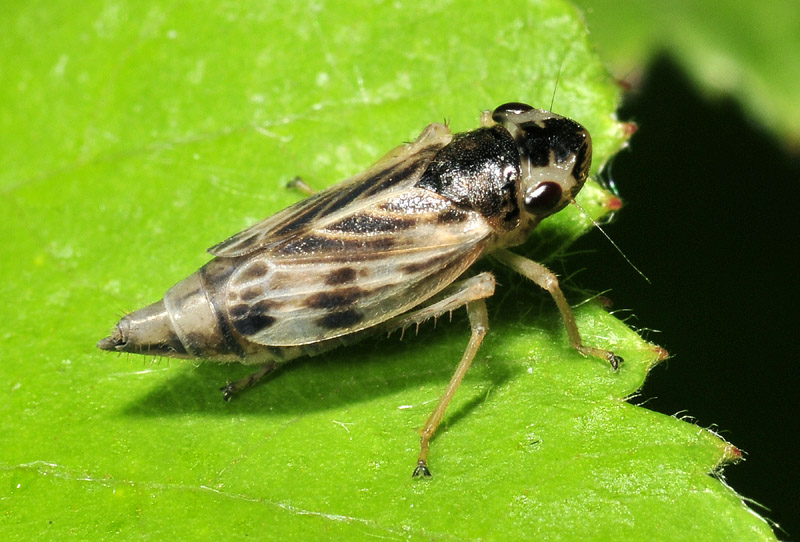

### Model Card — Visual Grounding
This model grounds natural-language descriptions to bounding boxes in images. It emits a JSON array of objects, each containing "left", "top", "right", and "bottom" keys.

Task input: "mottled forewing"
[
  {"left": 221, "top": 187, "right": 491, "bottom": 346},
  {"left": 209, "top": 123, "right": 453, "bottom": 258}
]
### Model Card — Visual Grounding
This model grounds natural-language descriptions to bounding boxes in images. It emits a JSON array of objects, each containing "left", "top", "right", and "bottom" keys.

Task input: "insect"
[{"left": 98, "top": 102, "right": 622, "bottom": 477}]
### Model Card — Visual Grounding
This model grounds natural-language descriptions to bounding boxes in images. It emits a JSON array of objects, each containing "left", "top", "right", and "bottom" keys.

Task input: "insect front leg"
[{"left": 492, "top": 248, "right": 622, "bottom": 370}]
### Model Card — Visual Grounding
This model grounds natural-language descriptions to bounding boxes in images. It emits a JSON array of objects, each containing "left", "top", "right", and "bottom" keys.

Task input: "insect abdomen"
[{"left": 98, "top": 260, "right": 284, "bottom": 364}]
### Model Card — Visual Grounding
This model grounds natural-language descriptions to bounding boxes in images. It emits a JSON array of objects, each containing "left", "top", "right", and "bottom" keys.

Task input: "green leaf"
[
  {"left": 573, "top": 0, "right": 800, "bottom": 147},
  {"left": 0, "top": 0, "right": 776, "bottom": 540}
]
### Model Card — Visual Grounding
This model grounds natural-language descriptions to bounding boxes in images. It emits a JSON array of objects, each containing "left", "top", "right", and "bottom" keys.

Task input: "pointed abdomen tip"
[{"left": 97, "top": 335, "right": 120, "bottom": 351}]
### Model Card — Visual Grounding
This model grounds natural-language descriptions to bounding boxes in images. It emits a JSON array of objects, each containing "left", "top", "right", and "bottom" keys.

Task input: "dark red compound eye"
[{"left": 524, "top": 182, "right": 563, "bottom": 215}]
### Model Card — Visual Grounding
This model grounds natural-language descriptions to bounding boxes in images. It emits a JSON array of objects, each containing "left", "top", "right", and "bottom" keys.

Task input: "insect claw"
[
  {"left": 220, "top": 383, "right": 236, "bottom": 402},
  {"left": 412, "top": 461, "right": 432, "bottom": 478},
  {"left": 577, "top": 344, "right": 623, "bottom": 372}
]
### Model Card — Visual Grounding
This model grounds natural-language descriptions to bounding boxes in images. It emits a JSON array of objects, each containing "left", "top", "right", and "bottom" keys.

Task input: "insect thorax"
[{"left": 415, "top": 125, "right": 522, "bottom": 234}]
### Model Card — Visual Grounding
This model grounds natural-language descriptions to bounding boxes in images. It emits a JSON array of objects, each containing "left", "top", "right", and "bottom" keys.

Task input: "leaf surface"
[{"left": 0, "top": 1, "right": 776, "bottom": 540}]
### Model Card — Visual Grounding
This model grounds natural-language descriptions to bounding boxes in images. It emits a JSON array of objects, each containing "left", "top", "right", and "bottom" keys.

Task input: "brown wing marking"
[
  {"left": 208, "top": 123, "right": 452, "bottom": 258},
  {"left": 221, "top": 188, "right": 491, "bottom": 346}
]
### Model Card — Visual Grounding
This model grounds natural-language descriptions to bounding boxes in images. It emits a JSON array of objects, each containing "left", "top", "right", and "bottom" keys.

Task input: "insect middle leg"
[{"left": 492, "top": 248, "right": 622, "bottom": 369}]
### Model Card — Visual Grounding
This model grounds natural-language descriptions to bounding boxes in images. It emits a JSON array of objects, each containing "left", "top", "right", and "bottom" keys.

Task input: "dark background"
[{"left": 570, "top": 55, "right": 799, "bottom": 539}]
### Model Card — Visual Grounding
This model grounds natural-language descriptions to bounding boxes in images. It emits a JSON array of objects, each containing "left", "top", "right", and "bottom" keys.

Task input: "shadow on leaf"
[{"left": 121, "top": 315, "right": 519, "bottom": 419}]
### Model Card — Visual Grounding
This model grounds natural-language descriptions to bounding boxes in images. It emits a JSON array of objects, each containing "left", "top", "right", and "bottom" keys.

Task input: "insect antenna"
[
  {"left": 570, "top": 198, "right": 651, "bottom": 284},
  {"left": 550, "top": 61, "right": 564, "bottom": 111}
]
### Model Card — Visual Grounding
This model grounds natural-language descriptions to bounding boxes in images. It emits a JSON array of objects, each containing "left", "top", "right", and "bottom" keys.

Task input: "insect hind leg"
[
  {"left": 414, "top": 294, "right": 490, "bottom": 478},
  {"left": 369, "top": 272, "right": 496, "bottom": 478},
  {"left": 375, "top": 272, "right": 495, "bottom": 339},
  {"left": 220, "top": 360, "right": 280, "bottom": 401}
]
